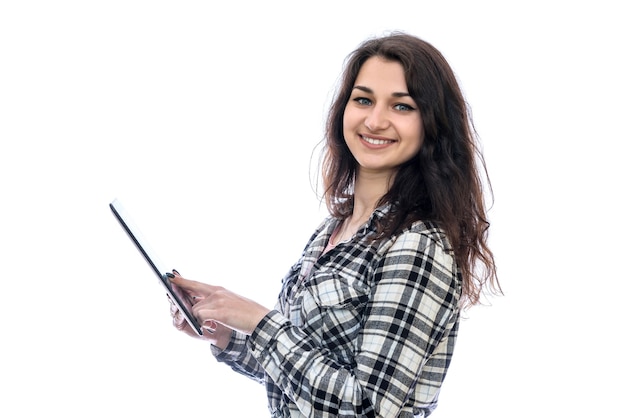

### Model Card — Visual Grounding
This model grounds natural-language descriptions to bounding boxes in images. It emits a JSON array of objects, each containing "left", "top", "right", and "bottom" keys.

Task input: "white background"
[{"left": 1, "top": 1, "right": 624, "bottom": 417}]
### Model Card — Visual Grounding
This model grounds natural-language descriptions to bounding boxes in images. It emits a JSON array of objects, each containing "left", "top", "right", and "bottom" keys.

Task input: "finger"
[
  {"left": 172, "top": 309, "right": 180, "bottom": 323},
  {"left": 169, "top": 275, "right": 216, "bottom": 294},
  {"left": 202, "top": 320, "right": 217, "bottom": 334},
  {"left": 188, "top": 295, "right": 205, "bottom": 306},
  {"left": 172, "top": 310, "right": 186, "bottom": 329}
]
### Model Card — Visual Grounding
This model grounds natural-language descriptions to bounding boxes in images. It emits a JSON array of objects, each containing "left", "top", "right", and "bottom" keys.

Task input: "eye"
[
  {"left": 353, "top": 97, "right": 372, "bottom": 106},
  {"left": 394, "top": 103, "right": 415, "bottom": 112}
]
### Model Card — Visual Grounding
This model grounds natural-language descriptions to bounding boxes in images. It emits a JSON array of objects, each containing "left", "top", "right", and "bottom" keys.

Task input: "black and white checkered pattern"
[{"left": 213, "top": 204, "right": 461, "bottom": 417}]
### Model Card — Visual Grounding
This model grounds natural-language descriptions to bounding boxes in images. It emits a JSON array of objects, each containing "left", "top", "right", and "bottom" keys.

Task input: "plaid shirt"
[{"left": 213, "top": 204, "right": 461, "bottom": 417}]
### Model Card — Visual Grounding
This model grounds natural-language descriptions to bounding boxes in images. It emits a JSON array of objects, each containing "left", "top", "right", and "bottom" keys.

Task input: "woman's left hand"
[{"left": 169, "top": 275, "right": 271, "bottom": 336}]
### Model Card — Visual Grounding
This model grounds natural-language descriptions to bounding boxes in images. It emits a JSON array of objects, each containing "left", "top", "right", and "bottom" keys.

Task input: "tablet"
[{"left": 109, "top": 198, "right": 203, "bottom": 336}]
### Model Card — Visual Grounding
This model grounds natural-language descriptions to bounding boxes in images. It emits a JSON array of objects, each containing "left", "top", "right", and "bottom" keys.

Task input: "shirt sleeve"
[
  {"left": 245, "top": 230, "right": 462, "bottom": 417},
  {"left": 211, "top": 330, "right": 266, "bottom": 385}
]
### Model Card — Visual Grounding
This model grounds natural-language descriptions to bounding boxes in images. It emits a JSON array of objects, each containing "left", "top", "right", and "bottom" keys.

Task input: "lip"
[{"left": 359, "top": 134, "right": 397, "bottom": 149}]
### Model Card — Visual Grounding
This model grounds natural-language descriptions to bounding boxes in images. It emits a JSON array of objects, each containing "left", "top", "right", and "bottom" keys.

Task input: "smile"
[{"left": 361, "top": 135, "right": 396, "bottom": 146}]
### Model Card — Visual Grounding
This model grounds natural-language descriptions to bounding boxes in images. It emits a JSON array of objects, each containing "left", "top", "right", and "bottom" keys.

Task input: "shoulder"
[
  {"left": 375, "top": 220, "right": 462, "bottom": 307},
  {"left": 404, "top": 220, "right": 453, "bottom": 252},
  {"left": 384, "top": 220, "right": 453, "bottom": 256},
  {"left": 302, "top": 215, "right": 339, "bottom": 246},
  {"left": 379, "top": 220, "right": 458, "bottom": 284}
]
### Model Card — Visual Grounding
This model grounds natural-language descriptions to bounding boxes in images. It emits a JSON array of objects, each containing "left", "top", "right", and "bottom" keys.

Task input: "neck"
[
  {"left": 350, "top": 169, "right": 394, "bottom": 223},
  {"left": 330, "top": 170, "right": 393, "bottom": 247}
]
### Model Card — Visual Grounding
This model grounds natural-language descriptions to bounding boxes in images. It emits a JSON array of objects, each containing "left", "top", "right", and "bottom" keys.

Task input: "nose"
[{"left": 364, "top": 105, "right": 390, "bottom": 132}]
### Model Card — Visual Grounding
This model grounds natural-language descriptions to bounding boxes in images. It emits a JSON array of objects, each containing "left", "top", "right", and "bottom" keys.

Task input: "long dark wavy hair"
[{"left": 321, "top": 32, "right": 500, "bottom": 307}]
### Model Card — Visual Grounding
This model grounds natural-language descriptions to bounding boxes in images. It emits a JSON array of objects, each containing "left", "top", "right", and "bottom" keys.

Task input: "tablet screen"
[{"left": 109, "top": 199, "right": 203, "bottom": 335}]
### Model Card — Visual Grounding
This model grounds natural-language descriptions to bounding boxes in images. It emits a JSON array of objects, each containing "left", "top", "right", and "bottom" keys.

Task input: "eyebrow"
[{"left": 353, "top": 85, "right": 411, "bottom": 98}]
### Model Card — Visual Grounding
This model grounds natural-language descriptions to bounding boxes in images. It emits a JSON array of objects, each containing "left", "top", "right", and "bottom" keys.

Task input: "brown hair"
[{"left": 321, "top": 32, "right": 500, "bottom": 307}]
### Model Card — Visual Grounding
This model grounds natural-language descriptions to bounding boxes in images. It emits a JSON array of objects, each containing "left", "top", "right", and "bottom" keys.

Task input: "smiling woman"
[
  {"left": 166, "top": 32, "right": 501, "bottom": 417},
  {"left": 343, "top": 56, "right": 425, "bottom": 179}
]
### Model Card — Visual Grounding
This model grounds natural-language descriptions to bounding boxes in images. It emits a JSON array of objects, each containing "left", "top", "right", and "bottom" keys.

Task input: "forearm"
[
  {"left": 212, "top": 330, "right": 266, "bottom": 384},
  {"left": 247, "top": 311, "right": 378, "bottom": 416}
]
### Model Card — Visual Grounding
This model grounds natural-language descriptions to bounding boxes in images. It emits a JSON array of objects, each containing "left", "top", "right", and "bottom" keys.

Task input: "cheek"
[
  {"left": 412, "top": 119, "right": 425, "bottom": 146},
  {"left": 342, "top": 106, "right": 359, "bottom": 135},
  {"left": 403, "top": 122, "right": 425, "bottom": 158}
]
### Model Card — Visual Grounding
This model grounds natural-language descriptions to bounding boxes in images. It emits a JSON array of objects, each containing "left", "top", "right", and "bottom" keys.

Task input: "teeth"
[{"left": 362, "top": 136, "right": 392, "bottom": 145}]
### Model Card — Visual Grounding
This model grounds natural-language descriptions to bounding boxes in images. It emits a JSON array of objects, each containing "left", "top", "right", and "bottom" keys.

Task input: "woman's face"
[{"left": 343, "top": 56, "right": 424, "bottom": 179}]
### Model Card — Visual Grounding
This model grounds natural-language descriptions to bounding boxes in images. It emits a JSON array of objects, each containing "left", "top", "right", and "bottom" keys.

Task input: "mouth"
[{"left": 360, "top": 134, "right": 396, "bottom": 146}]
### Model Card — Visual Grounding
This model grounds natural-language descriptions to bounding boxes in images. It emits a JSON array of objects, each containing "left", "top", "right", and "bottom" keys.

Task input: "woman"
[{"left": 169, "top": 32, "right": 500, "bottom": 417}]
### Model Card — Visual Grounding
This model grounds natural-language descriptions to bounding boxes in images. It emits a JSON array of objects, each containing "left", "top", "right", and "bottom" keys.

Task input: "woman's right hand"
[{"left": 168, "top": 273, "right": 232, "bottom": 350}]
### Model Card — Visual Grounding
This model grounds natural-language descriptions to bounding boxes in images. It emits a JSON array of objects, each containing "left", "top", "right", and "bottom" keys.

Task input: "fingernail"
[
  {"left": 166, "top": 272, "right": 175, "bottom": 279},
  {"left": 203, "top": 320, "right": 217, "bottom": 334},
  {"left": 172, "top": 269, "right": 179, "bottom": 275}
]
